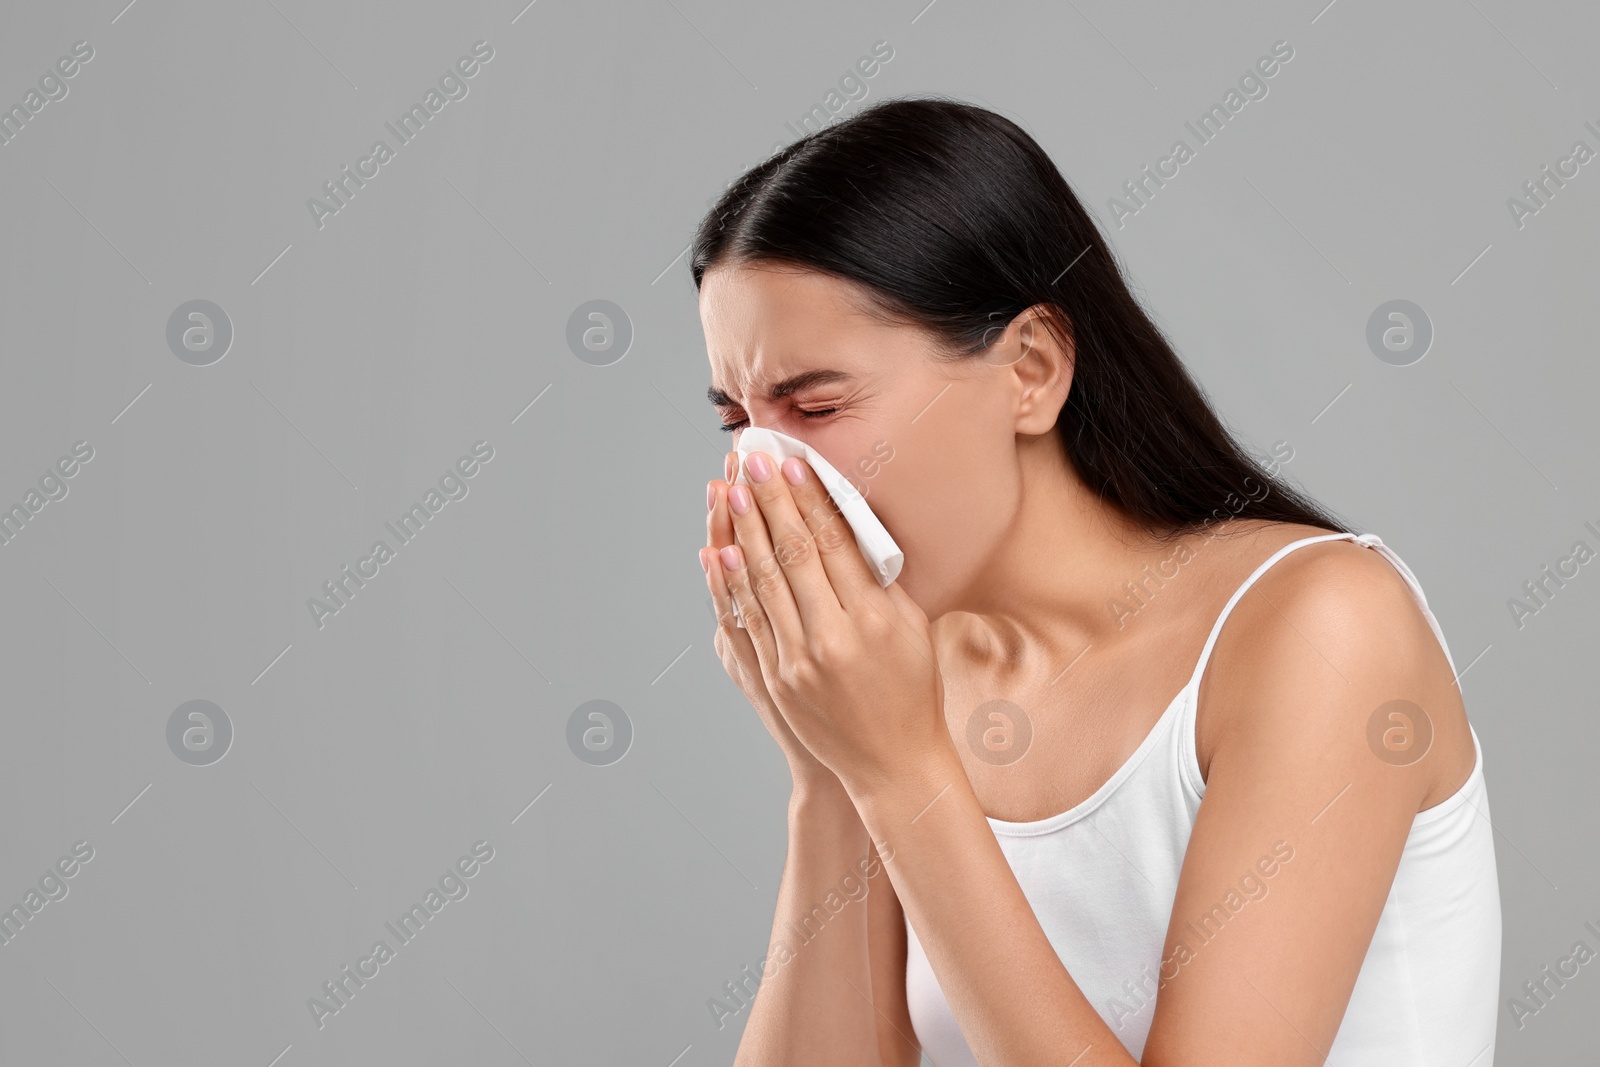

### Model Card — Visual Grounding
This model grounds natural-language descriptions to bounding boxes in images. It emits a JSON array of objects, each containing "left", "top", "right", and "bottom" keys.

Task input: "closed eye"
[{"left": 719, "top": 408, "right": 837, "bottom": 433}]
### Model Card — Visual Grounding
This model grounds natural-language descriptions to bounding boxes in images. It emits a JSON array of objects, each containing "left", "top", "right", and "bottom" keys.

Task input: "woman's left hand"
[{"left": 704, "top": 449, "right": 952, "bottom": 797}]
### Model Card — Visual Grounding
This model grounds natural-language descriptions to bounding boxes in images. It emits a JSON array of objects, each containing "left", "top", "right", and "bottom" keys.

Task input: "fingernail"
[
  {"left": 707, "top": 482, "right": 716, "bottom": 511},
  {"left": 725, "top": 452, "right": 735, "bottom": 482},
  {"left": 747, "top": 452, "right": 772, "bottom": 483},
  {"left": 698, "top": 548, "right": 710, "bottom": 573},
  {"left": 719, "top": 545, "right": 742, "bottom": 570},
  {"left": 730, "top": 485, "right": 752, "bottom": 515},
  {"left": 782, "top": 457, "right": 805, "bottom": 486}
]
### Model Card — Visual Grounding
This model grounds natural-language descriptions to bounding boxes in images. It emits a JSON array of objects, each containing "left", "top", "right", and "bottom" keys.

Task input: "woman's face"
[{"left": 699, "top": 262, "right": 1048, "bottom": 620}]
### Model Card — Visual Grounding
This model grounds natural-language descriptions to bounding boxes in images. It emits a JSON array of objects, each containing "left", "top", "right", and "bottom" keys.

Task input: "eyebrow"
[{"left": 707, "top": 369, "right": 854, "bottom": 408}]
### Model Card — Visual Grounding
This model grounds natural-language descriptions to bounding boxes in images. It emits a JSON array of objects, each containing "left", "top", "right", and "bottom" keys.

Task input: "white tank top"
[{"left": 904, "top": 531, "right": 1502, "bottom": 1065}]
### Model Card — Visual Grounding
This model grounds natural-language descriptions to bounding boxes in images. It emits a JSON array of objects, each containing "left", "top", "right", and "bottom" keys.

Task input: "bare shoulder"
[
  {"left": 1194, "top": 523, "right": 1476, "bottom": 813},
  {"left": 1142, "top": 525, "right": 1481, "bottom": 1062}
]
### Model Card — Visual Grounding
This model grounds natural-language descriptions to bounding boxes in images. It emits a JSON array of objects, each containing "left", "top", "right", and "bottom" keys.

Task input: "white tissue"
[{"left": 727, "top": 426, "right": 904, "bottom": 628}]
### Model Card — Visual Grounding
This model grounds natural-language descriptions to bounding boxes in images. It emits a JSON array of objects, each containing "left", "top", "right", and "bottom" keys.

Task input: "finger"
[
  {"left": 709, "top": 557, "right": 818, "bottom": 766},
  {"left": 709, "top": 473, "right": 772, "bottom": 639},
  {"left": 781, "top": 455, "right": 882, "bottom": 618},
  {"left": 884, "top": 581, "right": 933, "bottom": 645},
  {"left": 710, "top": 475, "right": 773, "bottom": 644},
  {"left": 738, "top": 450, "right": 845, "bottom": 634},
  {"left": 702, "top": 544, "right": 735, "bottom": 633},
  {"left": 706, "top": 548, "right": 786, "bottom": 705},
  {"left": 707, "top": 452, "right": 737, "bottom": 551},
  {"left": 727, "top": 452, "right": 805, "bottom": 651},
  {"left": 713, "top": 540, "right": 784, "bottom": 677}
]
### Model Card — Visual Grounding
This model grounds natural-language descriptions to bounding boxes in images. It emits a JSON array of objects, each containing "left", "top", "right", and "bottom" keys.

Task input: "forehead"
[{"left": 700, "top": 264, "right": 884, "bottom": 389}]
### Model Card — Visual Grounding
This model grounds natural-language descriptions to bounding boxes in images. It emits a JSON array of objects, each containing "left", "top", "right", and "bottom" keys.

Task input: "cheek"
[{"left": 858, "top": 430, "right": 1010, "bottom": 585}]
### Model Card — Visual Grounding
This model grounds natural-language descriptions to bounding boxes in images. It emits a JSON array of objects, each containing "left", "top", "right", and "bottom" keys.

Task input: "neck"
[{"left": 934, "top": 434, "right": 1178, "bottom": 680}]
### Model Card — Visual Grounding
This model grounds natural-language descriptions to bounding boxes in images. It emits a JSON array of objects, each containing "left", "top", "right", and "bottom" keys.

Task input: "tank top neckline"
[{"left": 983, "top": 530, "right": 1486, "bottom": 837}]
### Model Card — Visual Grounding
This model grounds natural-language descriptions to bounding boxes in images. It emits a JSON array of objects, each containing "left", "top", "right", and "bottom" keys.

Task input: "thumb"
[{"left": 885, "top": 582, "right": 930, "bottom": 633}]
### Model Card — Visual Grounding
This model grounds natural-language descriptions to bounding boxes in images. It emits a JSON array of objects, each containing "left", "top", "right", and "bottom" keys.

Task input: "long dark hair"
[{"left": 690, "top": 95, "right": 1350, "bottom": 542}]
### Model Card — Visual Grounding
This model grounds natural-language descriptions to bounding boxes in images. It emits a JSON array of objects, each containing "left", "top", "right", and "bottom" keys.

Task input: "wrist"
[
  {"left": 788, "top": 776, "right": 860, "bottom": 822},
  {"left": 844, "top": 741, "right": 967, "bottom": 825}
]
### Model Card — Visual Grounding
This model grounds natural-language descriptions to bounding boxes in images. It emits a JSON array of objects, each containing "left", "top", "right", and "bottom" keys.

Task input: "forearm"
[
  {"left": 734, "top": 781, "right": 885, "bottom": 1067},
  {"left": 849, "top": 749, "right": 1135, "bottom": 1067}
]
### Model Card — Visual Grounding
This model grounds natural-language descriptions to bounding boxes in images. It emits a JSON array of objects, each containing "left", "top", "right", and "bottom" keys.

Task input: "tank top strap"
[
  {"left": 1174, "top": 530, "right": 1459, "bottom": 798},
  {"left": 1183, "top": 530, "right": 1369, "bottom": 696},
  {"left": 1347, "top": 533, "right": 1458, "bottom": 677},
  {"left": 1184, "top": 530, "right": 1458, "bottom": 693}
]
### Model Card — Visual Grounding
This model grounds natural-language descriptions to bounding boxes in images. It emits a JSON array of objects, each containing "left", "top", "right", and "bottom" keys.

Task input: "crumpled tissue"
[{"left": 726, "top": 426, "right": 904, "bottom": 627}]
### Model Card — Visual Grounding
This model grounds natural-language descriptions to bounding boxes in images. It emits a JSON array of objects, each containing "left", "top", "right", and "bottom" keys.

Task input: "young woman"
[{"left": 692, "top": 97, "right": 1500, "bottom": 1066}]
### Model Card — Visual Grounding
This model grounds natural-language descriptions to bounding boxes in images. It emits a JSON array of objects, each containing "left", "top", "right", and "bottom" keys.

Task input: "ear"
[{"left": 995, "top": 304, "right": 1073, "bottom": 436}]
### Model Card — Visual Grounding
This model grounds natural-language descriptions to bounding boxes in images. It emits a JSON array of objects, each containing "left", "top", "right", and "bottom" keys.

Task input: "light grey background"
[{"left": 0, "top": 0, "right": 1595, "bottom": 1063}]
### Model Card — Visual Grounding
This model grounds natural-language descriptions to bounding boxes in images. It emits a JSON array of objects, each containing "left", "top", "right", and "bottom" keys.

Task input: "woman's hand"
[
  {"left": 700, "top": 448, "right": 952, "bottom": 799},
  {"left": 704, "top": 455, "right": 843, "bottom": 798}
]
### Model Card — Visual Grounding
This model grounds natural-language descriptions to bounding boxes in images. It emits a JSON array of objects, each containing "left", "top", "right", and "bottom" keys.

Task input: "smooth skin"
[{"left": 697, "top": 263, "right": 1477, "bottom": 1066}]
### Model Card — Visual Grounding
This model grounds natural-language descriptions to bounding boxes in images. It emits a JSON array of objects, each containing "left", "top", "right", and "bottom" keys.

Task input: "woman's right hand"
[{"left": 703, "top": 455, "right": 843, "bottom": 799}]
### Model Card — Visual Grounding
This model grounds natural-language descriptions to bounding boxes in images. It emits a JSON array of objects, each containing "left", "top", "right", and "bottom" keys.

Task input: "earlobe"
[{"left": 1009, "top": 309, "right": 1073, "bottom": 434}]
